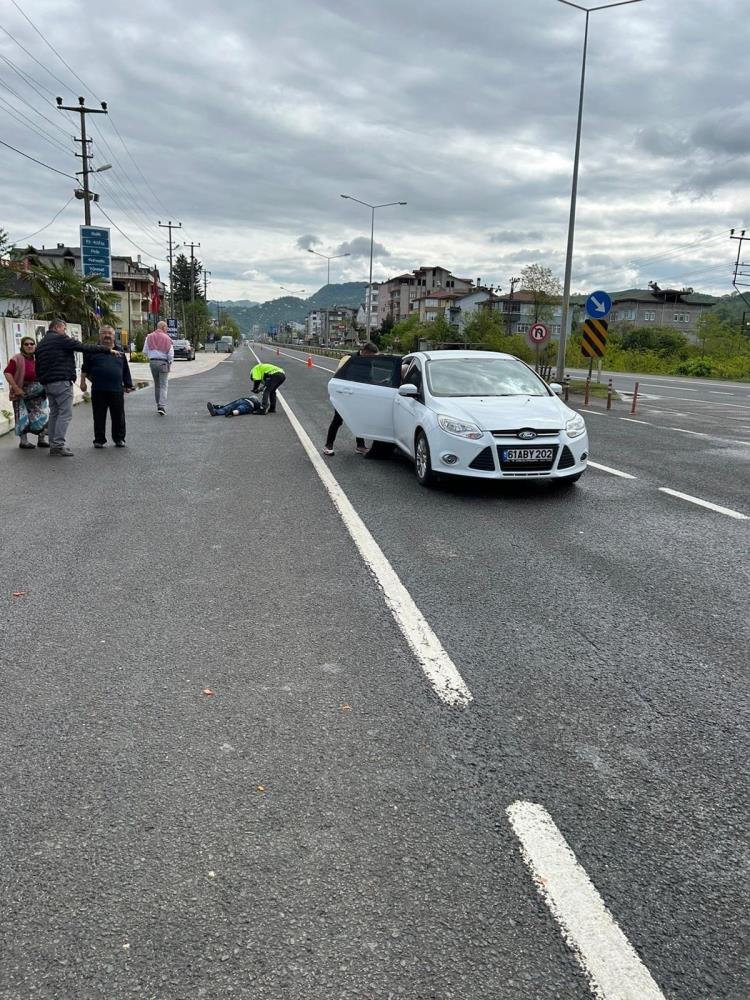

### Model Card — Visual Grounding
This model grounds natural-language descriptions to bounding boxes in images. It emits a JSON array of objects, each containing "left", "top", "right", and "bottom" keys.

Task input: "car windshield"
[{"left": 426, "top": 357, "right": 549, "bottom": 397}]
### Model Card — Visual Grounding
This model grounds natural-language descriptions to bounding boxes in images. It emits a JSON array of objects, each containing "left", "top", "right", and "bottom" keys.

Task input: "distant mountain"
[{"left": 217, "top": 282, "right": 367, "bottom": 334}]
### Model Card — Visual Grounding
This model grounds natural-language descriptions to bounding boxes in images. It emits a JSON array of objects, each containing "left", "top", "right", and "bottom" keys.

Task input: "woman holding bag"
[{"left": 3, "top": 336, "right": 49, "bottom": 449}]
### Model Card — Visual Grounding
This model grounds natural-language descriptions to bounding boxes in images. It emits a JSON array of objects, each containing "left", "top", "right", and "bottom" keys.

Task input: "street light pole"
[
  {"left": 555, "top": 0, "right": 644, "bottom": 381},
  {"left": 340, "top": 194, "right": 406, "bottom": 340},
  {"left": 306, "top": 248, "right": 351, "bottom": 287}
]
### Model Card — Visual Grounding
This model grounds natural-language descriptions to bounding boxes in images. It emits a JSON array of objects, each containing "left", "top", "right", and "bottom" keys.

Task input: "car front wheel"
[{"left": 414, "top": 431, "right": 435, "bottom": 487}]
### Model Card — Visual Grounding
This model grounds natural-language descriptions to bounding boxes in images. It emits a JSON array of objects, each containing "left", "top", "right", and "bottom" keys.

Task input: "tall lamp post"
[
  {"left": 555, "top": 0, "right": 644, "bottom": 381},
  {"left": 340, "top": 194, "right": 406, "bottom": 340},
  {"left": 306, "top": 248, "right": 351, "bottom": 287}
]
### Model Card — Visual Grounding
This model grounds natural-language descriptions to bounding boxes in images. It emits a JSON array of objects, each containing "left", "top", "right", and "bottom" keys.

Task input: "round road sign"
[{"left": 528, "top": 322, "right": 550, "bottom": 345}]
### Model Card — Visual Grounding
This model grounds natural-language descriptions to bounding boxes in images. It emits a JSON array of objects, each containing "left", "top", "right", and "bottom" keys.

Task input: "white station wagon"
[{"left": 328, "top": 350, "right": 589, "bottom": 487}]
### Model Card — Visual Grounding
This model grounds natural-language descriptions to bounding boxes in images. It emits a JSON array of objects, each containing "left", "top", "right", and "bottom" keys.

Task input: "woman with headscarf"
[{"left": 3, "top": 336, "right": 49, "bottom": 449}]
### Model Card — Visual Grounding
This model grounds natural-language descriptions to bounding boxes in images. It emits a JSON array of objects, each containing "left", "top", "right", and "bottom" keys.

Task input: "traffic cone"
[{"left": 306, "top": 356, "right": 313, "bottom": 368}]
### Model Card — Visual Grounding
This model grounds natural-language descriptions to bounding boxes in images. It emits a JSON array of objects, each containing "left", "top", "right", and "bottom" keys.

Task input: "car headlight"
[
  {"left": 565, "top": 413, "right": 586, "bottom": 438},
  {"left": 437, "top": 414, "right": 484, "bottom": 440}
]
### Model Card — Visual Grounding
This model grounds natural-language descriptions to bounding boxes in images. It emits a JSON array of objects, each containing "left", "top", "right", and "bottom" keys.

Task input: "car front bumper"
[{"left": 426, "top": 428, "right": 589, "bottom": 480}]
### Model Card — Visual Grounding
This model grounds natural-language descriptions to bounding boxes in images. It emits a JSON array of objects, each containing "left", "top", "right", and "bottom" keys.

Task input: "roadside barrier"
[
  {"left": 563, "top": 376, "right": 570, "bottom": 402},
  {"left": 606, "top": 378, "right": 613, "bottom": 411},
  {"left": 631, "top": 381, "right": 639, "bottom": 415},
  {"left": 583, "top": 378, "right": 590, "bottom": 406}
]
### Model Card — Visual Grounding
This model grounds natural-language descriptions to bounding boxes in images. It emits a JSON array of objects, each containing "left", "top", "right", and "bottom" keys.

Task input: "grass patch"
[{"left": 566, "top": 378, "right": 612, "bottom": 399}]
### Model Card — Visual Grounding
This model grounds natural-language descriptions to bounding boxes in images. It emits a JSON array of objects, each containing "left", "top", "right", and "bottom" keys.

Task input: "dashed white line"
[
  {"left": 620, "top": 418, "right": 652, "bottom": 426},
  {"left": 709, "top": 391, "right": 734, "bottom": 396},
  {"left": 249, "top": 348, "right": 473, "bottom": 707},
  {"left": 588, "top": 461, "right": 637, "bottom": 480},
  {"left": 507, "top": 801, "right": 666, "bottom": 1000},
  {"left": 658, "top": 488, "right": 748, "bottom": 520}
]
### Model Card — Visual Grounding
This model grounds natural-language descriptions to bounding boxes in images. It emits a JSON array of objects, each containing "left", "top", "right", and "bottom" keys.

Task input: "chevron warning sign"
[{"left": 582, "top": 318, "right": 608, "bottom": 358}]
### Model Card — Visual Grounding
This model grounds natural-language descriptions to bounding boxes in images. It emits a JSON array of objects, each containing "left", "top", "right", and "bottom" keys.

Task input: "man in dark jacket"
[
  {"left": 35, "top": 319, "right": 117, "bottom": 457},
  {"left": 80, "top": 325, "right": 134, "bottom": 448}
]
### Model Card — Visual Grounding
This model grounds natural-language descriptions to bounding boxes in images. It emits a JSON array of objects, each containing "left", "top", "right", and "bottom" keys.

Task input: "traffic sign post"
[
  {"left": 581, "top": 318, "right": 608, "bottom": 380},
  {"left": 586, "top": 290, "right": 611, "bottom": 319},
  {"left": 528, "top": 322, "right": 550, "bottom": 372},
  {"left": 80, "top": 225, "right": 111, "bottom": 283}
]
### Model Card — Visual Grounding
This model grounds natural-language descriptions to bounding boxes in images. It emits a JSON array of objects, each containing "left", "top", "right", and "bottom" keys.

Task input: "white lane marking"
[
  {"left": 709, "top": 391, "right": 734, "bottom": 396},
  {"left": 658, "top": 488, "right": 748, "bottom": 520},
  {"left": 620, "top": 418, "right": 652, "bottom": 426},
  {"left": 588, "top": 461, "right": 637, "bottom": 480},
  {"left": 256, "top": 343, "right": 336, "bottom": 374},
  {"left": 649, "top": 396, "right": 749, "bottom": 409},
  {"left": 249, "top": 348, "right": 473, "bottom": 707},
  {"left": 581, "top": 409, "right": 607, "bottom": 416},
  {"left": 507, "top": 802, "right": 666, "bottom": 1000},
  {"left": 641, "top": 383, "right": 697, "bottom": 391},
  {"left": 619, "top": 417, "right": 750, "bottom": 447}
]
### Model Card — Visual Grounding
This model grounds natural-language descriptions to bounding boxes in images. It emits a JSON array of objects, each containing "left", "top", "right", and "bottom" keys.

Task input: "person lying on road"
[{"left": 206, "top": 395, "right": 264, "bottom": 417}]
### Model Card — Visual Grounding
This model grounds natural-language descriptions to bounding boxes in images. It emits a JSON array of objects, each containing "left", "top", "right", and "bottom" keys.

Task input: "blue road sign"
[
  {"left": 80, "top": 225, "right": 111, "bottom": 282},
  {"left": 586, "top": 290, "right": 612, "bottom": 319}
]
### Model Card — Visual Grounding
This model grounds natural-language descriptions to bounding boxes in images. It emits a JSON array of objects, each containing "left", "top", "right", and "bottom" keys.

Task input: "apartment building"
[{"left": 376, "top": 266, "right": 474, "bottom": 325}]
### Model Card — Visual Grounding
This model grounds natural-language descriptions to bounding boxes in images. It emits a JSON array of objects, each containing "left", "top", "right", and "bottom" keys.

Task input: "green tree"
[
  {"left": 171, "top": 253, "right": 203, "bottom": 303},
  {"left": 430, "top": 312, "right": 453, "bottom": 342},
  {"left": 0, "top": 228, "right": 15, "bottom": 300},
  {"left": 462, "top": 308, "right": 507, "bottom": 346},
  {"left": 178, "top": 298, "right": 212, "bottom": 347},
  {"left": 520, "top": 264, "right": 562, "bottom": 323},
  {"left": 28, "top": 261, "right": 119, "bottom": 337}
]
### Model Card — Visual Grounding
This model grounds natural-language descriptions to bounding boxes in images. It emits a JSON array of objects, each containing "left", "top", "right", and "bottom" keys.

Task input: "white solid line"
[
  {"left": 620, "top": 418, "right": 652, "bottom": 426},
  {"left": 641, "top": 383, "right": 697, "bottom": 391},
  {"left": 507, "top": 802, "right": 666, "bottom": 1000},
  {"left": 620, "top": 417, "right": 750, "bottom": 446},
  {"left": 256, "top": 343, "right": 336, "bottom": 374},
  {"left": 249, "top": 349, "right": 473, "bottom": 707},
  {"left": 588, "top": 461, "right": 637, "bottom": 480},
  {"left": 709, "top": 391, "right": 734, "bottom": 395},
  {"left": 658, "top": 488, "right": 748, "bottom": 520},
  {"left": 581, "top": 409, "right": 607, "bottom": 416}
]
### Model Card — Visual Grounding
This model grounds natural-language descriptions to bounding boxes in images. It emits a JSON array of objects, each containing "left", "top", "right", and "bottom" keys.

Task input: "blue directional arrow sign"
[{"left": 586, "top": 290, "right": 612, "bottom": 319}]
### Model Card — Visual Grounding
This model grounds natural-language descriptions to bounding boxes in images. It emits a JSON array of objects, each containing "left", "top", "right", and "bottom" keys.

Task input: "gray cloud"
[
  {"left": 335, "top": 237, "right": 390, "bottom": 258},
  {"left": 296, "top": 234, "right": 322, "bottom": 250},
  {"left": 0, "top": 0, "right": 746, "bottom": 299}
]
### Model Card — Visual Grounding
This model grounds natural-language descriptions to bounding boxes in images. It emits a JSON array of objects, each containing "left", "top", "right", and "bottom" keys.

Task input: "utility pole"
[
  {"left": 56, "top": 96, "right": 108, "bottom": 226},
  {"left": 185, "top": 241, "right": 201, "bottom": 303},
  {"left": 203, "top": 269, "right": 211, "bottom": 301},
  {"left": 730, "top": 229, "right": 750, "bottom": 311},
  {"left": 507, "top": 276, "right": 520, "bottom": 335},
  {"left": 158, "top": 220, "right": 182, "bottom": 320}
]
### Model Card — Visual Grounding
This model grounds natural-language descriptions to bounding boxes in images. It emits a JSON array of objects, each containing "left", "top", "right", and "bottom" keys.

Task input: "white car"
[{"left": 328, "top": 350, "right": 589, "bottom": 487}]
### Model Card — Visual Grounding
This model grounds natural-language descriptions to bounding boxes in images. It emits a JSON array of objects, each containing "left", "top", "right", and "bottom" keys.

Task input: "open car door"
[{"left": 328, "top": 354, "right": 402, "bottom": 442}]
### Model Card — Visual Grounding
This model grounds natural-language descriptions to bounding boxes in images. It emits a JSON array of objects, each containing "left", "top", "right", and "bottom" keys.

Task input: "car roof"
[{"left": 414, "top": 350, "right": 518, "bottom": 361}]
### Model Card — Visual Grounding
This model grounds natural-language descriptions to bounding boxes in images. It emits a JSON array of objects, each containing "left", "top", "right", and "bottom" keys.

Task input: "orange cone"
[{"left": 306, "top": 356, "right": 313, "bottom": 368}]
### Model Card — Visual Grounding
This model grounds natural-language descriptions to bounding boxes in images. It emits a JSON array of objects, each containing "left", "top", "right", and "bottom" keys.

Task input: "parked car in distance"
[
  {"left": 171, "top": 337, "right": 195, "bottom": 361},
  {"left": 328, "top": 350, "right": 589, "bottom": 488},
  {"left": 215, "top": 336, "right": 235, "bottom": 353}
]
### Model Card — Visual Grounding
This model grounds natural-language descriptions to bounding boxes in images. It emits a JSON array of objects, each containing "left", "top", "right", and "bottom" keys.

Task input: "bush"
[
  {"left": 129, "top": 351, "right": 148, "bottom": 364},
  {"left": 672, "top": 358, "right": 716, "bottom": 377}
]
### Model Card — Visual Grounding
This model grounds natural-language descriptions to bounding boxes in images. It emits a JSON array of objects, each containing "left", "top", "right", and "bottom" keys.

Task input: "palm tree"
[{"left": 28, "top": 260, "right": 120, "bottom": 337}]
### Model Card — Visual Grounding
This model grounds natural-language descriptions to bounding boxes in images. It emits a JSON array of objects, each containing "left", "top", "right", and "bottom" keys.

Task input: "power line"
[
  {"left": 94, "top": 171, "right": 165, "bottom": 251},
  {"left": 10, "top": 0, "right": 101, "bottom": 102},
  {"left": 0, "top": 19, "right": 72, "bottom": 94},
  {"left": 95, "top": 202, "right": 166, "bottom": 263},
  {"left": 0, "top": 96, "right": 72, "bottom": 155},
  {"left": 0, "top": 49, "right": 57, "bottom": 103},
  {"left": 10, "top": 195, "right": 75, "bottom": 245},
  {"left": 0, "top": 136, "right": 75, "bottom": 178},
  {"left": 107, "top": 117, "right": 172, "bottom": 218},
  {"left": 0, "top": 71, "right": 71, "bottom": 136}
]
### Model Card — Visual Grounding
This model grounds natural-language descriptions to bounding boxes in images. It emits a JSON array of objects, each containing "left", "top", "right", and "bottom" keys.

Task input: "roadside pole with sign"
[
  {"left": 528, "top": 322, "right": 550, "bottom": 371},
  {"left": 582, "top": 290, "right": 611, "bottom": 379}
]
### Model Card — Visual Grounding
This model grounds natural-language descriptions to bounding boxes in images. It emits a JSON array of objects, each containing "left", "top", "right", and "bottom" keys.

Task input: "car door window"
[
  {"left": 337, "top": 354, "right": 402, "bottom": 388},
  {"left": 402, "top": 359, "right": 424, "bottom": 396}
]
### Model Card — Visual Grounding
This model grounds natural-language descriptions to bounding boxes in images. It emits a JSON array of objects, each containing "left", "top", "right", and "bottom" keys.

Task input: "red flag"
[{"left": 150, "top": 270, "right": 161, "bottom": 315}]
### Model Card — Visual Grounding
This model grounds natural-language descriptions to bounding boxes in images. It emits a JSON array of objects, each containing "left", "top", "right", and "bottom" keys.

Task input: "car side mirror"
[
  {"left": 398, "top": 383, "right": 419, "bottom": 397},
  {"left": 549, "top": 382, "right": 563, "bottom": 395}
]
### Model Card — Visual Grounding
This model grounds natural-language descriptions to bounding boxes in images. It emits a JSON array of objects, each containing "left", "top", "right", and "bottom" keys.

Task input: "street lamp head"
[
  {"left": 340, "top": 194, "right": 350, "bottom": 200},
  {"left": 95, "top": 163, "right": 112, "bottom": 173},
  {"left": 398, "top": 201, "right": 407, "bottom": 205}
]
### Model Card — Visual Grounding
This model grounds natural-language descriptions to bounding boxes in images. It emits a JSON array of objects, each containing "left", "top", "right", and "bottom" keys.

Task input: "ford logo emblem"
[{"left": 518, "top": 429, "right": 537, "bottom": 440}]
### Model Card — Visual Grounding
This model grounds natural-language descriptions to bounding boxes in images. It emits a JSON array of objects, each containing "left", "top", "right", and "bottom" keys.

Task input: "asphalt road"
[{"left": 0, "top": 347, "right": 747, "bottom": 1000}]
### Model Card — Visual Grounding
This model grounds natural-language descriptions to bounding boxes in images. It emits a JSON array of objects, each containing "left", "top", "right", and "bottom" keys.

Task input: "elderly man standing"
[
  {"left": 80, "top": 325, "right": 134, "bottom": 448},
  {"left": 35, "top": 318, "right": 118, "bottom": 457},
  {"left": 143, "top": 320, "right": 174, "bottom": 415}
]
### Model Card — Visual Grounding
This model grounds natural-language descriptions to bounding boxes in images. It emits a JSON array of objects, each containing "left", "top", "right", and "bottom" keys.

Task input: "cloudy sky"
[{"left": 1, "top": 0, "right": 748, "bottom": 302}]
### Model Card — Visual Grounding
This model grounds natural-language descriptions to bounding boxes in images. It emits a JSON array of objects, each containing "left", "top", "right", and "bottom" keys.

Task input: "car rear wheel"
[{"left": 414, "top": 431, "right": 435, "bottom": 487}]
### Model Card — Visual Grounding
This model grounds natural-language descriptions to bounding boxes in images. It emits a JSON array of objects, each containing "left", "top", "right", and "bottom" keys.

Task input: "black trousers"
[
  {"left": 261, "top": 372, "right": 286, "bottom": 412},
  {"left": 92, "top": 389, "right": 126, "bottom": 444},
  {"left": 326, "top": 409, "right": 365, "bottom": 450}
]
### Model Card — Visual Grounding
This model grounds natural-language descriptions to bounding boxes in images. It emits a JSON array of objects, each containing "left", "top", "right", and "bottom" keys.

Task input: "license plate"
[{"left": 501, "top": 448, "right": 554, "bottom": 462}]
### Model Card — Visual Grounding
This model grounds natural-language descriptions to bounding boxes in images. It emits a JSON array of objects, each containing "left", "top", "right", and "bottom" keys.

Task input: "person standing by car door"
[
  {"left": 79, "top": 325, "right": 134, "bottom": 447},
  {"left": 323, "top": 342, "right": 378, "bottom": 456},
  {"left": 144, "top": 320, "right": 174, "bottom": 415},
  {"left": 250, "top": 361, "right": 286, "bottom": 413}
]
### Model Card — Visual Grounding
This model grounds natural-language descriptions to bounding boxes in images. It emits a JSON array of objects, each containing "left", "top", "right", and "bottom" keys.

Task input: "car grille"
[
  {"left": 469, "top": 447, "right": 495, "bottom": 471},
  {"left": 491, "top": 428, "right": 560, "bottom": 438},
  {"left": 557, "top": 445, "right": 576, "bottom": 470},
  {"left": 497, "top": 445, "right": 559, "bottom": 472}
]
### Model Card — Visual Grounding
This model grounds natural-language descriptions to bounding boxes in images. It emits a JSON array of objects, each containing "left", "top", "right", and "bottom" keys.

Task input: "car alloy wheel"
[{"left": 415, "top": 431, "right": 434, "bottom": 487}]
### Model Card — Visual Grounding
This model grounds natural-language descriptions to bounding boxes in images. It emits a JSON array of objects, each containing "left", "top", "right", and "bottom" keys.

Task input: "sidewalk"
[{"left": 0, "top": 351, "right": 233, "bottom": 437}]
